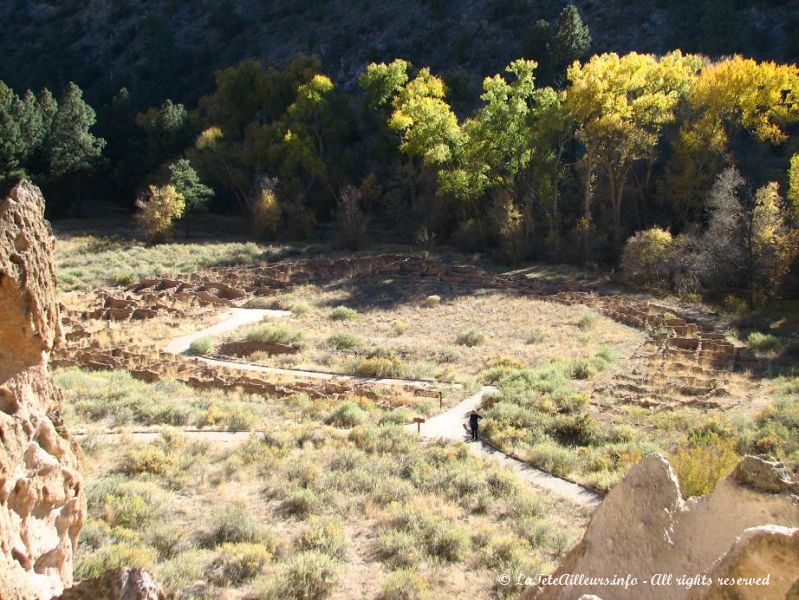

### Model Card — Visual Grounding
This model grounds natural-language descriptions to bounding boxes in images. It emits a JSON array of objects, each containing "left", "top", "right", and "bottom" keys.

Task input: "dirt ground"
[{"left": 223, "top": 284, "right": 645, "bottom": 382}]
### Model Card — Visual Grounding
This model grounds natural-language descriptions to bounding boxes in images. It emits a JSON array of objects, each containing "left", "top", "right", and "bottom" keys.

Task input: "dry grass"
[
  {"left": 220, "top": 287, "right": 643, "bottom": 383},
  {"left": 64, "top": 375, "right": 588, "bottom": 600}
]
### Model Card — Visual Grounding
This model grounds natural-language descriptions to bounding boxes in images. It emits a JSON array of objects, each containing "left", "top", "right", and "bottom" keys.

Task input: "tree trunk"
[
  {"left": 582, "top": 159, "right": 594, "bottom": 263},
  {"left": 75, "top": 175, "right": 82, "bottom": 219},
  {"left": 609, "top": 163, "right": 629, "bottom": 249}
]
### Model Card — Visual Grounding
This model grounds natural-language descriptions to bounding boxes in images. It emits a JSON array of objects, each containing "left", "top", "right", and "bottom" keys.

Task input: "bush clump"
[
  {"left": 271, "top": 551, "right": 341, "bottom": 600},
  {"left": 345, "top": 356, "right": 405, "bottom": 378},
  {"left": 198, "top": 506, "right": 276, "bottom": 549},
  {"left": 380, "top": 569, "right": 431, "bottom": 600},
  {"left": 456, "top": 329, "right": 486, "bottom": 347},
  {"left": 326, "top": 401, "right": 369, "bottom": 427},
  {"left": 330, "top": 306, "right": 358, "bottom": 321},
  {"left": 205, "top": 542, "right": 272, "bottom": 585},
  {"left": 326, "top": 332, "right": 360, "bottom": 350},
  {"left": 670, "top": 433, "right": 739, "bottom": 498},
  {"left": 135, "top": 184, "right": 186, "bottom": 244},
  {"left": 621, "top": 227, "right": 674, "bottom": 288},
  {"left": 189, "top": 336, "right": 214, "bottom": 355},
  {"left": 253, "top": 188, "right": 281, "bottom": 239},
  {"left": 298, "top": 517, "right": 348, "bottom": 559},
  {"left": 747, "top": 331, "right": 782, "bottom": 353},
  {"left": 245, "top": 324, "right": 304, "bottom": 347}
]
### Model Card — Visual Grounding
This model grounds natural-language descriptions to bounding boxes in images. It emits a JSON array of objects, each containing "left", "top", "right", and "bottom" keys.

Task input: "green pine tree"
[
  {"left": 550, "top": 5, "right": 591, "bottom": 81},
  {"left": 47, "top": 82, "right": 105, "bottom": 215}
]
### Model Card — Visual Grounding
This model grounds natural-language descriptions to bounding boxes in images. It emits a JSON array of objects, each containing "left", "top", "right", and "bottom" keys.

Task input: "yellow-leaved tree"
[
  {"left": 566, "top": 51, "right": 701, "bottom": 248},
  {"left": 665, "top": 57, "right": 799, "bottom": 228},
  {"left": 387, "top": 67, "right": 463, "bottom": 166},
  {"left": 688, "top": 56, "right": 799, "bottom": 152},
  {"left": 135, "top": 184, "right": 186, "bottom": 244}
]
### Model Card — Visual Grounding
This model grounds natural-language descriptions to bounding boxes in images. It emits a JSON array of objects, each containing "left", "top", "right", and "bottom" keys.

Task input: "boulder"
[
  {"left": 0, "top": 181, "right": 85, "bottom": 599},
  {"left": 53, "top": 567, "right": 164, "bottom": 600},
  {"left": 525, "top": 454, "right": 799, "bottom": 600}
]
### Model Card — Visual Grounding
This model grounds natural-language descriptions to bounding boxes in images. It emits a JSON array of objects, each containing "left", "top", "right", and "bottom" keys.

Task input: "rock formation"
[
  {"left": 0, "top": 181, "right": 84, "bottom": 599},
  {"left": 52, "top": 568, "right": 164, "bottom": 600},
  {"left": 525, "top": 454, "right": 799, "bottom": 600}
]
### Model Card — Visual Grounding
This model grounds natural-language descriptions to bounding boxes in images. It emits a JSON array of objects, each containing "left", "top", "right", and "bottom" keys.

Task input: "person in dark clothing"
[{"left": 469, "top": 411, "right": 483, "bottom": 441}]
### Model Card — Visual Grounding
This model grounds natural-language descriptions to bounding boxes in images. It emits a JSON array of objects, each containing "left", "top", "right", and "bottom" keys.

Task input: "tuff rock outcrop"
[
  {"left": 52, "top": 568, "right": 164, "bottom": 600},
  {"left": 525, "top": 454, "right": 799, "bottom": 600},
  {"left": 0, "top": 181, "right": 84, "bottom": 599}
]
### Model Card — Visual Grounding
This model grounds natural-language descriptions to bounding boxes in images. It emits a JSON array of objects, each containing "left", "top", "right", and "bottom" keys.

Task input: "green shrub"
[
  {"left": 380, "top": 569, "right": 431, "bottom": 600},
  {"left": 326, "top": 401, "right": 369, "bottom": 427},
  {"left": 298, "top": 517, "right": 348, "bottom": 559},
  {"left": 189, "top": 336, "right": 214, "bottom": 355},
  {"left": 206, "top": 542, "right": 272, "bottom": 585},
  {"left": 620, "top": 227, "right": 674, "bottom": 288},
  {"left": 456, "top": 329, "right": 486, "bottom": 347},
  {"left": 671, "top": 434, "right": 739, "bottom": 498},
  {"left": 345, "top": 356, "right": 405, "bottom": 378},
  {"left": 119, "top": 445, "right": 177, "bottom": 477},
  {"left": 423, "top": 294, "right": 441, "bottom": 308},
  {"left": 548, "top": 413, "right": 597, "bottom": 445},
  {"left": 79, "top": 518, "right": 112, "bottom": 551},
  {"left": 424, "top": 518, "right": 469, "bottom": 561},
  {"left": 723, "top": 294, "right": 748, "bottom": 315},
  {"left": 376, "top": 530, "right": 423, "bottom": 568},
  {"left": 576, "top": 313, "right": 597, "bottom": 330},
  {"left": 103, "top": 491, "right": 161, "bottom": 529},
  {"left": 330, "top": 306, "right": 358, "bottom": 321},
  {"left": 281, "top": 488, "right": 320, "bottom": 518},
  {"left": 525, "top": 441, "right": 577, "bottom": 476},
  {"left": 198, "top": 402, "right": 257, "bottom": 431},
  {"left": 478, "top": 533, "right": 530, "bottom": 570},
  {"left": 245, "top": 324, "right": 304, "bottom": 346},
  {"left": 747, "top": 331, "right": 782, "bottom": 353},
  {"left": 571, "top": 358, "right": 596, "bottom": 380},
  {"left": 272, "top": 551, "right": 341, "bottom": 600},
  {"left": 198, "top": 506, "right": 276, "bottom": 549},
  {"left": 392, "top": 320, "right": 409, "bottom": 336},
  {"left": 155, "top": 549, "right": 215, "bottom": 594},
  {"left": 327, "top": 332, "right": 360, "bottom": 350},
  {"left": 75, "top": 543, "right": 157, "bottom": 580},
  {"left": 143, "top": 522, "right": 188, "bottom": 559},
  {"left": 291, "top": 301, "right": 312, "bottom": 315}
]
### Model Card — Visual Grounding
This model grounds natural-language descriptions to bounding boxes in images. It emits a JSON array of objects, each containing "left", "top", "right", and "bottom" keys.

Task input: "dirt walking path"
[
  {"left": 159, "top": 308, "right": 602, "bottom": 507},
  {"left": 165, "top": 308, "right": 460, "bottom": 390},
  {"left": 409, "top": 387, "right": 603, "bottom": 507}
]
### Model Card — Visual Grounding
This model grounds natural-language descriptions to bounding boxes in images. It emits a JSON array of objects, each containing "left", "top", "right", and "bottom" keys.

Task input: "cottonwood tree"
[
  {"left": 566, "top": 51, "right": 701, "bottom": 247},
  {"left": 135, "top": 184, "right": 185, "bottom": 243},
  {"left": 387, "top": 67, "right": 463, "bottom": 167},
  {"left": 281, "top": 74, "right": 351, "bottom": 204},
  {"left": 359, "top": 59, "right": 410, "bottom": 111},
  {"left": 441, "top": 60, "right": 570, "bottom": 250},
  {"left": 688, "top": 56, "right": 799, "bottom": 154},
  {"left": 665, "top": 57, "right": 799, "bottom": 225}
]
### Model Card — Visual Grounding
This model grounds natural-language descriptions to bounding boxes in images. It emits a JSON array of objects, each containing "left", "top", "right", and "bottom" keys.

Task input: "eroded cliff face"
[
  {"left": 0, "top": 181, "right": 85, "bottom": 600},
  {"left": 526, "top": 454, "right": 799, "bottom": 600}
]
